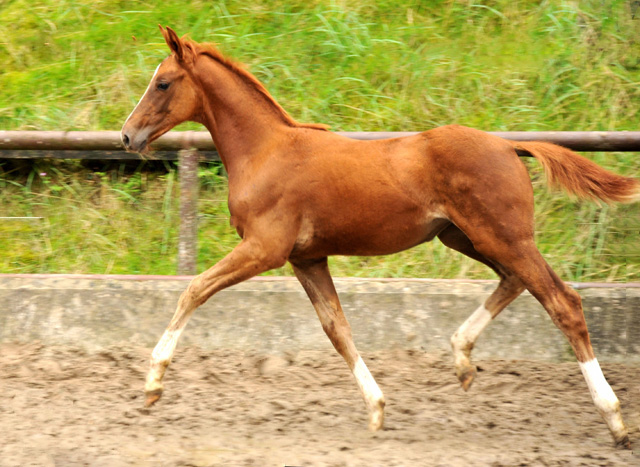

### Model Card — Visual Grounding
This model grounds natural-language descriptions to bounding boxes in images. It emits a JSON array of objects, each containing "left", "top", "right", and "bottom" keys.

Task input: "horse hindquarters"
[{"left": 437, "top": 144, "right": 629, "bottom": 447}]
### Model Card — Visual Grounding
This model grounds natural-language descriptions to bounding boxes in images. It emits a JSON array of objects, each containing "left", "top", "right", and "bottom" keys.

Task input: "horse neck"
[{"left": 194, "top": 56, "right": 291, "bottom": 172}]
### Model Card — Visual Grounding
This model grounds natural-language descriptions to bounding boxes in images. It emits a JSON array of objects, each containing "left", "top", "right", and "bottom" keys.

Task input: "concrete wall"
[{"left": 1, "top": 274, "right": 638, "bottom": 362}]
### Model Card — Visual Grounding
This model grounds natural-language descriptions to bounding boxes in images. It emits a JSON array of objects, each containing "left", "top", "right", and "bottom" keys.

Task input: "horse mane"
[{"left": 185, "top": 40, "right": 329, "bottom": 131}]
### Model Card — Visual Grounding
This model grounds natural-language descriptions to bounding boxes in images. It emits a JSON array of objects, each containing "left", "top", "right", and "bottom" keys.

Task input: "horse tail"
[{"left": 512, "top": 141, "right": 640, "bottom": 204}]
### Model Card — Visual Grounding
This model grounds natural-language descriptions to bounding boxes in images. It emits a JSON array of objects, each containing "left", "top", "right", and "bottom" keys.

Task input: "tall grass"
[{"left": 0, "top": 0, "right": 639, "bottom": 280}]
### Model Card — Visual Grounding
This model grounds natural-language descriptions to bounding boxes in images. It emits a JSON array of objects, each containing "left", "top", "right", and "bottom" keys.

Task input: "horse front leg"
[
  {"left": 144, "top": 239, "right": 286, "bottom": 407},
  {"left": 291, "top": 258, "right": 385, "bottom": 431}
]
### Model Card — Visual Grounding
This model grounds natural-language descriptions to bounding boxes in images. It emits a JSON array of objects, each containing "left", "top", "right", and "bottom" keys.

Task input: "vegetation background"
[{"left": 1, "top": 0, "right": 638, "bottom": 280}]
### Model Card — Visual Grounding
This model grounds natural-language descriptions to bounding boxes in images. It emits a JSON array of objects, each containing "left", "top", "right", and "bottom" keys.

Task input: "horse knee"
[{"left": 177, "top": 278, "right": 202, "bottom": 311}]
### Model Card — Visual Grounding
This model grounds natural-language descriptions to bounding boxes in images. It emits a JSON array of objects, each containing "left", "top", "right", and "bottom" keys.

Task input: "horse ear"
[{"left": 160, "top": 25, "right": 185, "bottom": 61}]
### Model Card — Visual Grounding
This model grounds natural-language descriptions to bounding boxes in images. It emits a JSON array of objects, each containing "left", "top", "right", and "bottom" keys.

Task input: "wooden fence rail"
[{"left": 2, "top": 130, "right": 639, "bottom": 274}]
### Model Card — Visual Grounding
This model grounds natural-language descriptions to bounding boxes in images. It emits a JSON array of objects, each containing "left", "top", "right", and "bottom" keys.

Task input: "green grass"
[{"left": 1, "top": 0, "right": 639, "bottom": 280}]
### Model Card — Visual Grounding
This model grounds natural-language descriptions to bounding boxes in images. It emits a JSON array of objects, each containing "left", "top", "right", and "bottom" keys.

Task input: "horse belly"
[
  {"left": 342, "top": 215, "right": 449, "bottom": 256},
  {"left": 292, "top": 211, "right": 450, "bottom": 258}
]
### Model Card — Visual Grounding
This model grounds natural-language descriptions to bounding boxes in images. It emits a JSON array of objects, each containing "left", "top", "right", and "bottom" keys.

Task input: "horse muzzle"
[{"left": 121, "top": 127, "right": 150, "bottom": 154}]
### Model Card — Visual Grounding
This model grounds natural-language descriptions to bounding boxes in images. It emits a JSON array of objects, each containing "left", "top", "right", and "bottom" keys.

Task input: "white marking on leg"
[
  {"left": 152, "top": 328, "right": 183, "bottom": 361},
  {"left": 145, "top": 328, "right": 183, "bottom": 393},
  {"left": 579, "top": 359, "right": 628, "bottom": 443},
  {"left": 451, "top": 304, "right": 492, "bottom": 365},
  {"left": 353, "top": 356, "right": 385, "bottom": 430}
]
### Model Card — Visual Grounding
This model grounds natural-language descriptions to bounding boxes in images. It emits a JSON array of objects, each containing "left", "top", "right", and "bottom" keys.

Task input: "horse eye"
[{"left": 157, "top": 82, "right": 170, "bottom": 91}]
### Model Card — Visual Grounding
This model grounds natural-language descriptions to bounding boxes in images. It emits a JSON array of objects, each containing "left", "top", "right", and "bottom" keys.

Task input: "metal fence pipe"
[
  {"left": 2, "top": 129, "right": 638, "bottom": 276},
  {"left": 2, "top": 130, "right": 640, "bottom": 155}
]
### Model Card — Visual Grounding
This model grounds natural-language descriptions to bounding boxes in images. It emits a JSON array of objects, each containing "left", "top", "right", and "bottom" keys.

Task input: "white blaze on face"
[
  {"left": 122, "top": 63, "right": 162, "bottom": 135},
  {"left": 579, "top": 359, "right": 627, "bottom": 440}
]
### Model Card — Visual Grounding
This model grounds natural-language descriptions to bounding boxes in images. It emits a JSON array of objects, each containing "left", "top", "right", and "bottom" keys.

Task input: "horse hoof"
[
  {"left": 367, "top": 398, "right": 385, "bottom": 431},
  {"left": 614, "top": 434, "right": 631, "bottom": 450},
  {"left": 144, "top": 388, "right": 163, "bottom": 407},
  {"left": 368, "top": 410, "right": 384, "bottom": 431},
  {"left": 457, "top": 366, "right": 477, "bottom": 392}
]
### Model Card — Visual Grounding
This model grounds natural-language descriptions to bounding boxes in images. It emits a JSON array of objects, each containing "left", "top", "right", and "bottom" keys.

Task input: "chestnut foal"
[{"left": 121, "top": 26, "right": 638, "bottom": 448}]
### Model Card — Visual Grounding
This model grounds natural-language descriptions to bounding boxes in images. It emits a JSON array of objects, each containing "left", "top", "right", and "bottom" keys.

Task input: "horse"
[{"left": 121, "top": 26, "right": 638, "bottom": 448}]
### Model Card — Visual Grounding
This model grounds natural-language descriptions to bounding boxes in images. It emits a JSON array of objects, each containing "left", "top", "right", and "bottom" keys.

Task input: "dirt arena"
[{"left": 1, "top": 342, "right": 638, "bottom": 466}]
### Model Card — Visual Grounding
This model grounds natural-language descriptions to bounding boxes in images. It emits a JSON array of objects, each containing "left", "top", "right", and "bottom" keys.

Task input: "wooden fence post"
[{"left": 177, "top": 149, "right": 199, "bottom": 275}]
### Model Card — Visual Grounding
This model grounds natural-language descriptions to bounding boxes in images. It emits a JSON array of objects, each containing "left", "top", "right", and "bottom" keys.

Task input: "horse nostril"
[{"left": 122, "top": 133, "right": 130, "bottom": 148}]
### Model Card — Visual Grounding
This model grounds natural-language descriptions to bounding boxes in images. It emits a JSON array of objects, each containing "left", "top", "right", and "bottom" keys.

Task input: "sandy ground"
[{"left": 1, "top": 342, "right": 639, "bottom": 466}]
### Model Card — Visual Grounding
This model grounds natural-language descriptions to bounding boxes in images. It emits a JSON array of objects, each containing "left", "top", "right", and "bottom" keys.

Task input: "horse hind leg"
[
  {"left": 450, "top": 275, "right": 524, "bottom": 391},
  {"left": 438, "top": 225, "right": 525, "bottom": 391},
  {"left": 291, "top": 258, "right": 385, "bottom": 431},
  {"left": 441, "top": 153, "right": 629, "bottom": 446},
  {"left": 468, "top": 233, "right": 630, "bottom": 448},
  {"left": 522, "top": 259, "right": 629, "bottom": 448}
]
